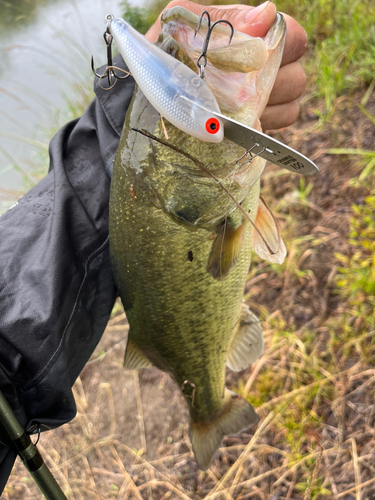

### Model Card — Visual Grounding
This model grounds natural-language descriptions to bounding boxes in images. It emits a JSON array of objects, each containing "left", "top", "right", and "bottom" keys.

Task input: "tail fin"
[{"left": 190, "top": 389, "right": 259, "bottom": 470}]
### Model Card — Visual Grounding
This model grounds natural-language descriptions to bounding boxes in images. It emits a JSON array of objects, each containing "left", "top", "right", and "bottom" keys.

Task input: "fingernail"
[{"left": 246, "top": 1, "right": 270, "bottom": 23}]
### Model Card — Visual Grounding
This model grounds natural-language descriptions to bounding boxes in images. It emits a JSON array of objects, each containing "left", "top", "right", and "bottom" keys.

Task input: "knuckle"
[
  {"left": 269, "top": 63, "right": 307, "bottom": 106},
  {"left": 286, "top": 101, "right": 301, "bottom": 126},
  {"left": 260, "top": 101, "right": 301, "bottom": 131},
  {"left": 295, "top": 63, "right": 307, "bottom": 94},
  {"left": 287, "top": 62, "right": 306, "bottom": 98}
]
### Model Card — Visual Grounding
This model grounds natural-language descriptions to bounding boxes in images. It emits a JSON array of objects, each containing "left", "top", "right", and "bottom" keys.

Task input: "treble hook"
[
  {"left": 91, "top": 14, "right": 130, "bottom": 89},
  {"left": 194, "top": 11, "right": 234, "bottom": 80}
]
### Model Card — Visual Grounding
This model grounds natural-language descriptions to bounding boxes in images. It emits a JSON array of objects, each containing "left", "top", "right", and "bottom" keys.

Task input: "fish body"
[{"left": 109, "top": 8, "right": 286, "bottom": 469}]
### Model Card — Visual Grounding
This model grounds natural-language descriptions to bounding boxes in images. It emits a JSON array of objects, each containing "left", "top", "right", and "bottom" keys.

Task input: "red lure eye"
[{"left": 205, "top": 117, "right": 220, "bottom": 134}]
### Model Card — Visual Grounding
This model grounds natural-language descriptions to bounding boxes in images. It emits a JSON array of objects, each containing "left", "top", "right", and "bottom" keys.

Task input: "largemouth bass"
[{"left": 109, "top": 7, "right": 286, "bottom": 469}]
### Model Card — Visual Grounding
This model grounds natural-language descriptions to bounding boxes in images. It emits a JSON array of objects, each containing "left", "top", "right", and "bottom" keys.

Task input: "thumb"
[{"left": 145, "top": 1, "right": 277, "bottom": 42}]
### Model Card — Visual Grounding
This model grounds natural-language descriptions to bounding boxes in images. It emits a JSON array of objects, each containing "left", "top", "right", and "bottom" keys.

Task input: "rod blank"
[{"left": 0, "top": 390, "right": 67, "bottom": 500}]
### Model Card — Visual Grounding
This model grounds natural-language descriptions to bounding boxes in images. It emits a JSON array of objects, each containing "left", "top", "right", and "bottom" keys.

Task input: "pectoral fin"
[
  {"left": 227, "top": 303, "right": 263, "bottom": 371},
  {"left": 190, "top": 388, "right": 258, "bottom": 470},
  {"left": 123, "top": 336, "right": 153, "bottom": 370},
  {"left": 207, "top": 222, "right": 244, "bottom": 280},
  {"left": 254, "top": 196, "right": 286, "bottom": 264}
]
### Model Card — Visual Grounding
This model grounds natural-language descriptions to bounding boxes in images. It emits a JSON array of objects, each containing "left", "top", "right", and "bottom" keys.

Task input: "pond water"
[{"left": 0, "top": 0, "right": 145, "bottom": 211}]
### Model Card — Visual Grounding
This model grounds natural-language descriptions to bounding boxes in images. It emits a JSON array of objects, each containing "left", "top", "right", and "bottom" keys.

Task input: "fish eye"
[{"left": 205, "top": 118, "right": 220, "bottom": 134}]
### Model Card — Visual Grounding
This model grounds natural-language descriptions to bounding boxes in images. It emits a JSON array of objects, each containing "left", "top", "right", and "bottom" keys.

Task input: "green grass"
[
  {"left": 120, "top": 0, "right": 169, "bottom": 34},
  {"left": 268, "top": 0, "right": 375, "bottom": 116},
  {"left": 336, "top": 195, "right": 375, "bottom": 316},
  {"left": 233, "top": 183, "right": 375, "bottom": 496},
  {"left": 237, "top": 72, "right": 375, "bottom": 495},
  {"left": 328, "top": 83, "right": 375, "bottom": 189},
  {"left": 328, "top": 96, "right": 375, "bottom": 327},
  {"left": 204, "top": 0, "right": 375, "bottom": 117}
]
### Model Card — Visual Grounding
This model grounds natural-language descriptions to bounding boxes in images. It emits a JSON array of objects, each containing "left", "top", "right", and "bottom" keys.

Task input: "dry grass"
[{"left": 4, "top": 87, "right": 375, "bottom": 500}]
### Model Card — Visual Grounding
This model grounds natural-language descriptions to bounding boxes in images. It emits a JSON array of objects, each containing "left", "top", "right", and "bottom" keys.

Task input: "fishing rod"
[{"left": 0, "top": 390, "right": 67, "bottom": 500}]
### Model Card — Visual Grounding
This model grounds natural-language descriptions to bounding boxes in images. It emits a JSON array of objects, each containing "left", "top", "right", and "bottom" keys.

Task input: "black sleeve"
[{"left": 0, "top": 56, "right": 134, "bottom": 493}]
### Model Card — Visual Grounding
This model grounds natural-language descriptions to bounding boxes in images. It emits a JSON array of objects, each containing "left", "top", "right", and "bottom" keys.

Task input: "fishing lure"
[
  {"left": 109, "top": 16, "right": 224, "bottom": 143},
  {"left": 105, "top": 14, "right": 319, "bottom": 175}
]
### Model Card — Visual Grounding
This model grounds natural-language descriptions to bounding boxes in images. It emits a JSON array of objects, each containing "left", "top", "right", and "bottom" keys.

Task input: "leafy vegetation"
[
  {"left": 120, "top": 0, "right": 167, "bottom": 34},
  {"left": 275, "top": 0, "right": 375, "bottom": 111},
  {"left": 0, "top": 0, "right": 52, "bottom": 30},
  {"left": 215, "top": 0, "right": 375, "bottom": 117}
]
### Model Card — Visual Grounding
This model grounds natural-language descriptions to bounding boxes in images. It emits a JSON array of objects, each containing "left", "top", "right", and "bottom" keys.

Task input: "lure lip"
[
  {"left": 219, "top": 110, "right": 319, "bottom": 175},
  {"left": 186, "top": 99, "right": 319, "bottom": 176}
]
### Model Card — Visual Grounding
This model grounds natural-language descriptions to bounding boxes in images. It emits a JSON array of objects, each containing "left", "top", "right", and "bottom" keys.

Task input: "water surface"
[{"left": 0, "top": 0, "right": 134, "bottom": 210}]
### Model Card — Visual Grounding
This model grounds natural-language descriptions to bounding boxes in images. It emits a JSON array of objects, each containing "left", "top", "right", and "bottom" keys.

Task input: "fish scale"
[{"left": 110, "top": 142, "right": 259, "bottom": 419}]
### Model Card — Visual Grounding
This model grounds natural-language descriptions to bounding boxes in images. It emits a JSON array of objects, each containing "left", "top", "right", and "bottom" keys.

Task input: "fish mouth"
[{"left": 159, "top": 7, "right": 286, "bottom": 129}]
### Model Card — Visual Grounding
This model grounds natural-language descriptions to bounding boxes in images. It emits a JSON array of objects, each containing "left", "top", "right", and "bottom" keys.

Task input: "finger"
[
  {"left": 260, "top": 100, "right": 300, "bottom": 131},
  {"left": 267, "top": 62, "right": 306, "bottom": 106},
  {"left": 281, "top": 14, "right": 308, "bottom": 66},
  {"left": 204, "top": 2, "right": 277, "bottom": 38},
  {"left": 146, "top": 0, "right": 277, "bottom": 42}
]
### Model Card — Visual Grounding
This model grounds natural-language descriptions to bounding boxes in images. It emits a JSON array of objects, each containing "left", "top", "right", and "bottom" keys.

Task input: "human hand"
[{"left": 146, "top": 1, "right": 307, "bottom": 132}]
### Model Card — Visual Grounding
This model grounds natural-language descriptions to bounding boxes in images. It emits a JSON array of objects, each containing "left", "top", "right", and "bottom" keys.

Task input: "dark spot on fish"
[{"left": 187, "top": 250, "right": 193, "bottom": 262}]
